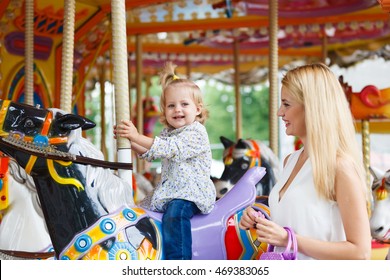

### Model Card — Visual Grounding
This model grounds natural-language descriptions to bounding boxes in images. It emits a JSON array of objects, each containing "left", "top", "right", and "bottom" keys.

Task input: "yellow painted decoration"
[
  {"left": 376, "top": 181, "right": 388, "bottom": 201},
  {"left": 47, "top": 159, "right": 84, "bottom": 191},
  {"left": 25, "top": 155, "right": 38, "bottom": 174},
  {"left": 61, "top": 207, "right": 160, "bottom": 260}
]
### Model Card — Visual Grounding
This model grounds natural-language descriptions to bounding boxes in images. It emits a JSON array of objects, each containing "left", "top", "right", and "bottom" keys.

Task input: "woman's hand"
[
  {"left": 239, "top": 206, "right": 258, "bottom": 230},
  {"left": 239, "top": 206, "right": 290, "bottom": 248},
  {"left": 255, "top": 217, "right": 289, "bottom": 247}
]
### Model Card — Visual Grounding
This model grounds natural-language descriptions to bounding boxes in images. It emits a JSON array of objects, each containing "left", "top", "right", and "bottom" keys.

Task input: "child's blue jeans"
[{"left": 162, "top": 199, "right": 200, "bottom": 260}]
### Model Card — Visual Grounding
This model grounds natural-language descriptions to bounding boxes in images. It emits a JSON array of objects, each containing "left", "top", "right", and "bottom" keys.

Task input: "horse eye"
[
  {"left": 241, "top": 163, "right": 248, "bottom": 169},
  {"left": 24, "top": 118, "right": 35, "bottom": 128}
]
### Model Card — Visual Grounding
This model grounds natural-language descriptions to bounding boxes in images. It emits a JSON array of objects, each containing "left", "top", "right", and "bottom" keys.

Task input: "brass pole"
[
  {"left": 268, "top": 0, "right": 279, "bottom": 156},
  {"left": 233, "top": 38, "right": 242, "bottom": 139}
]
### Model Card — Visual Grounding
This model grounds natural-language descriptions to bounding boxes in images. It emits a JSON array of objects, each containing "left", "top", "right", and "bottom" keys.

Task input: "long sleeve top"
[{"left": 139, "top": 121, "right": 216, "bottom": 214}]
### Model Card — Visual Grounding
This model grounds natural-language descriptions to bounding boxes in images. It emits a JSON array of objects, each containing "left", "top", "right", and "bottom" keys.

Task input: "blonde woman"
[
  {"left": 114, "top": 62, "right": 215, "bottom": 259},
  {"left": 240, "top": 63, "right": 371, "bottom": 260}
]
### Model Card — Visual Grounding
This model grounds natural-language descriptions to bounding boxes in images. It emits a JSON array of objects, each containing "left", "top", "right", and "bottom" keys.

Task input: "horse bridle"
[
  {"left": 223, "top": 139, "right": 262, "bottom": 168},
  {"left": 0, "top": 101, "right": 132, "bottom": 171}
]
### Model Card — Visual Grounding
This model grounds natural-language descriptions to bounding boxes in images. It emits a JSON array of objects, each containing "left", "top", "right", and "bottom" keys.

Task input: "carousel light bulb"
[
  {"left": 232, "top": 29, "right": 240, "bottom": 37},
  {"left": 192, "top": 30, "right": 200, "bottom": 38},
  {"left": 284, "top": 25, "right": 294, "bottom": 34},
  {"left": 350, "top": 21, "right": 359, "bottom": 30},
  {"left": 179, "top": 0, "right": 187, "bottom": 8},
  {"left": 191, "top": 12, "right": 198, "bottom": 20},
  {"left": 260, "top": 27, "right": 268, "bottom": 36},
  {"left": 150, "top": 15, "right": 157, "bottom": 22},
  {"left": 178, "top": 13, "right": 185, "bottom": 21},
  {"left": 5, "top": 9, "right": 15, "bottom": 20},
  {"left": 337, "top": 22, "right": 346, "bottom": 30},
  {"left": 246, "top": 28, "right": 255, "bottom": 36},
  {"left": 364, "top": 21, "right": 373, "bottom": 30},
  {"left": 375, "top": 21, "right": 384, "bottom": 29},
  {"left": 324, "top": 23, "right": 335, "bottom": 37},
  {"left": 298, "top": 25, "right": 307, "bottom": 34},
  {"left": 157, "top": 32, "right": 167, "bottom": 40},
  {"left": 178, "top": 54, "right": 186, "bottom": 61},
  {"left": 311, "top": 24, "right": 320, "bottom": 33}
]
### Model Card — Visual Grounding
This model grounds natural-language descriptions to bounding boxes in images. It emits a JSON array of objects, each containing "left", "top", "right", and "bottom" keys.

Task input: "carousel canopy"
[{"left": 1, "top": 0, "right": 389, "bottom": 87}]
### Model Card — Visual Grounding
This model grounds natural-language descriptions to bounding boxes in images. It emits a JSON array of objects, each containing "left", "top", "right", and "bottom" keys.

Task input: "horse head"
[
  {"left": 370, "top": 167, "right": 390, "bottom": 244},
  {"left": 214, "top": 136, "right": 279, "bottom": 199}
]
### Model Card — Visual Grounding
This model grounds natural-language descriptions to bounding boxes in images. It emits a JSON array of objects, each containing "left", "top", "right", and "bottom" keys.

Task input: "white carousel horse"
[
  {"left": 0, "top": 157, "right": 52, "bottom": 254},
  {"left": 214, "top": 136, "right": 280, "bottom": 199},
  {"left": 370, "top": 167, "right": 390, "bottom": 260}
]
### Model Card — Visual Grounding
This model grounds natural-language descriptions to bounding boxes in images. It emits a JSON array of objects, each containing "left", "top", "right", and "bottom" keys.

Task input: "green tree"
[{"left": 202, "top": 80, "right": 270, "bottom": 160}]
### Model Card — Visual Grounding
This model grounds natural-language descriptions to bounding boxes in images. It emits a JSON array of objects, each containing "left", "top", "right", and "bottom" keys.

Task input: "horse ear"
[
  {"left": 236, "top": 139, "right": 248, "bottom": 149},
  {"left": 220, "top": 136, "right": 234, "bottom": 148},
  {"left": 56, "top": 114, "right": 96, "bottom": 131},
  {"left": 369, "top": 166, "right": 383, "bottom": 181}
]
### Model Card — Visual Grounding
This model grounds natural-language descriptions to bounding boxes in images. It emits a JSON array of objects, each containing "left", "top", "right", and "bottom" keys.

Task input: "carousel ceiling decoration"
[
  {"left": 0, "top": 0, "right": 390, "bottom": 86},
  {"left": 123, "top": 0, "right": 390, "bottom": 82}
]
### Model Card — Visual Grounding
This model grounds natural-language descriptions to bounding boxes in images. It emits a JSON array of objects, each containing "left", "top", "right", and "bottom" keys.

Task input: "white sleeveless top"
[{"left": 268, "top": 148, "right": 346, "bottom": 260}]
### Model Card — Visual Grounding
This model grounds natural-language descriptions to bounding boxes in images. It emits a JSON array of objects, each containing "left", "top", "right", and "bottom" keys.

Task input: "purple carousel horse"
[
  {"left": 214, "top": 136, "right": 280, "bottom": 199},
  {"left": 0, "top": 99, "right": 269, "bottom": 260}
]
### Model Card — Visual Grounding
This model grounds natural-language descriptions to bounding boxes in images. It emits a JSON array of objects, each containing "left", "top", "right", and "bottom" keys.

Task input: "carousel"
[{"left": 0, "top": 0, "right": 389, "bottom": 260}]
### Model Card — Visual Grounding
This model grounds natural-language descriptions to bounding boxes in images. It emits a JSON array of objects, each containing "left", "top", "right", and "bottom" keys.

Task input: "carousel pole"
[
  {"left": 268, "top": 0, "right": 279, "bottom": 155},
  {"left": 361, "top": 120, "right": 371, "bottom": 213},
  {"left": 186, "top": 58, "right": 191, "bottom": 79},
  {"left": 128, "top": 55, "right": 133, "bottom": 120},
  {"left": 233, "top": 38, "right": 242, "bottom": 139},
  {"left": 321, "top": 32, "right": 328, "bottom": 64},
  {"left": 60, "top": 0, "right": 75, "bottom": 113},
  {"left": 99, "top": 65, "right": 107, "bottom": 159},
  {"left": 111, "top": 0, "right": 132, "bottom": 185},
  {"left": 24, "top": 0, "right": 34, "bottom": 106},
  {"left": 135, "top": 34, "right": 144, "bottom": 173}
]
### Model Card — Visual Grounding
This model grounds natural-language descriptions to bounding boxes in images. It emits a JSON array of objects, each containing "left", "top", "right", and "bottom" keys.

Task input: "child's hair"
[{"left": 158, "top": 61, "right": 209, "bottom": 127}]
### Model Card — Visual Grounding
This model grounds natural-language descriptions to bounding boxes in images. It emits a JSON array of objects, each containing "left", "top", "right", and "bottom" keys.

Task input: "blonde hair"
[
  {"left": 282, "top": 63, "right": 366, "bottom": 200},
  {"left": 158, "top": 61, "right": 209, "bottom": 127}
]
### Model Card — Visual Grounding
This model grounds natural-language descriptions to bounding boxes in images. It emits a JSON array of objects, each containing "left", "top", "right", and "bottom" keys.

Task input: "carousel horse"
[
  {"left": 0, "top": 99, "right": 269, "bottom": 260},
  {"left": 0, "top": 158, "right": 152, "bottom": 260},
  {"left": 0, "top": 156, "right": 53, "bottom": 258},
  {"left": 370, "top": 167, "right": 390, "bottom": 260},
  {"left": 214, "top": 136, "right": 280, "bottom": 199}
]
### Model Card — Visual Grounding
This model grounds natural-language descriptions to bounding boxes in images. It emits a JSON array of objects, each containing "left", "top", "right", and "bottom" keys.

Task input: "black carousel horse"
[{"left": 214, "top": 136, "right": 280, "bottom": 200}]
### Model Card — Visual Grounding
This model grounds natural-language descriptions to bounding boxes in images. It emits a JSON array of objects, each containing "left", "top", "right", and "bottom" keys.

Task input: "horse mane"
[
  {"left": 56, "top": 113, "right": 135, "bottom": 212},
  {"left": 256, "top": 140, "right": 280, "bottom": 178},
  {"left": 7, "top": 158, "right": 44, "bottom": 220}
]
